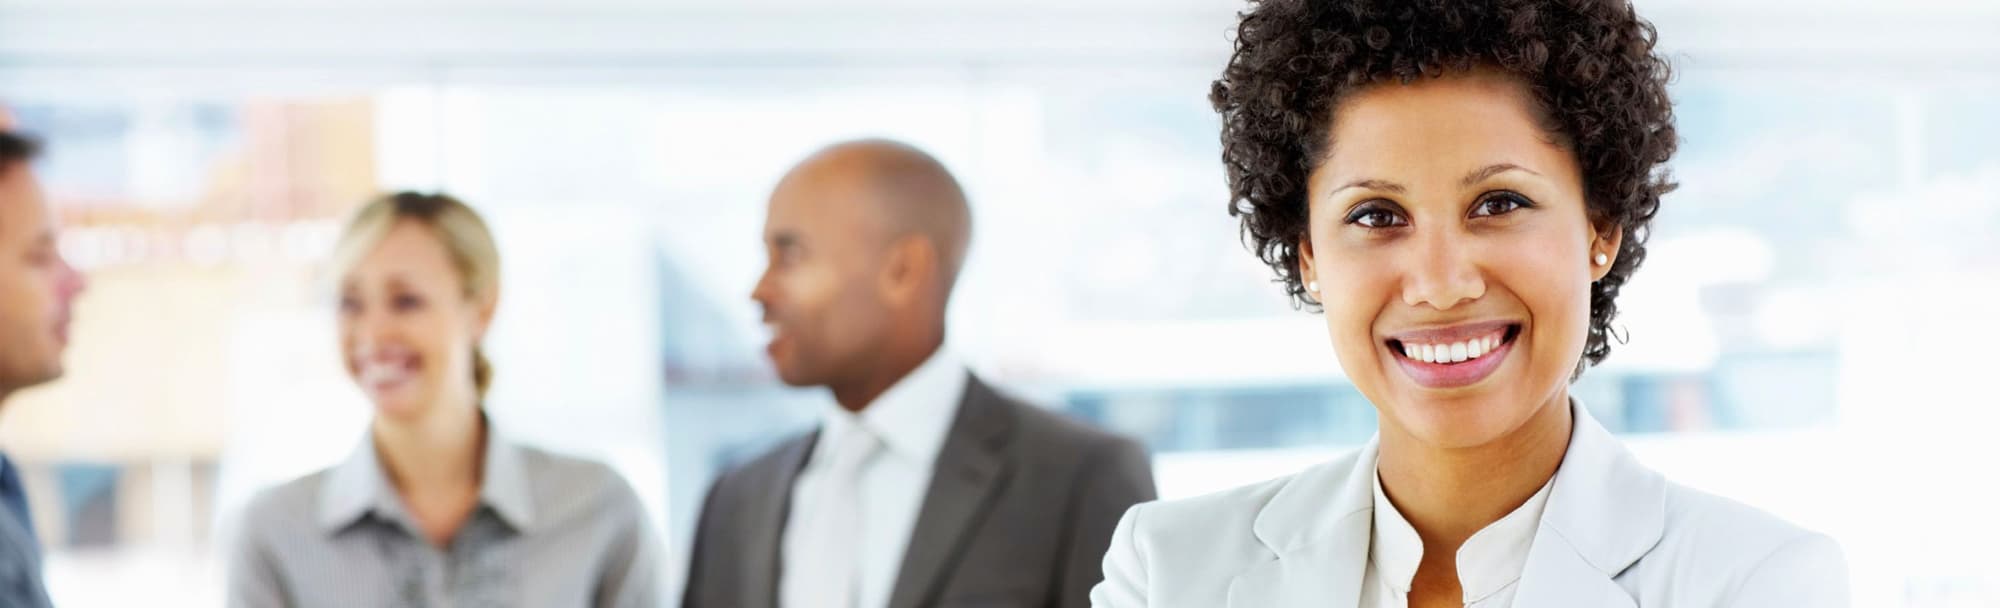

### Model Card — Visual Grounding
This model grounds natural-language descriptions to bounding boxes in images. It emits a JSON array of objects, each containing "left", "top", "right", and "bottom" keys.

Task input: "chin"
[
  {"left": 33, "top": 364, "right": 63, "bottom": 386},
  {"left": 769, "top": 355, "right": 822, "bottom": 388},
  {"left": 368, "top": 392, "right": 431, "bottom": 422},
  {"left": 1383, "top": 386, "right": 1545, "bottom": 450},
  {"left": 773, "top": 368, "right": 818, "bottom": 388}
]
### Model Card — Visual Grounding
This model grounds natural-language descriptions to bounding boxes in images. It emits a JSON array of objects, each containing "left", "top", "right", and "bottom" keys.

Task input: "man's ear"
[{"left": 880, "top": 234, "right": 938, "bottom": 306}]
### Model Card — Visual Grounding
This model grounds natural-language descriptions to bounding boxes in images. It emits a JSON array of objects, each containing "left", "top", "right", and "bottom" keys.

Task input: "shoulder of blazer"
[
  {"left": 1646, "top": 480, "right": 1841, "bottom": 582},
  {"left": 976, "top": 376, "right": 1144, "bottom": 459},
  {"left": 708, "top": 431, "right": 815, "bottom": 507}
]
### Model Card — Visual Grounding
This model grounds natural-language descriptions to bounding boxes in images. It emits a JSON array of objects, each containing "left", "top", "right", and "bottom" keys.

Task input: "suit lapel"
[
  {"left": 746, "top": 432, "right": 816, "bottom": 608},
  {"left": 1224, "top": 439, "right": 1378, "bottom": 608},
  {"left": 1513, "top": 400, "right": 1666, "bottom": 607},
  {"left": 1225, "top": 509, "right": 1370, "bottom": 608},
  {"left": 885, "top": 375, "right": 1013, "bottom": 608},
  {"left": 1513, "top": 527, "right": 1639, "bottom": 608}
]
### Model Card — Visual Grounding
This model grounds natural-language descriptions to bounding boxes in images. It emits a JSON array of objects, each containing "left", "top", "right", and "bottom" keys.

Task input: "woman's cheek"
[{"left": 1317, "top": 254, "right": 1399, "bottom": 377}]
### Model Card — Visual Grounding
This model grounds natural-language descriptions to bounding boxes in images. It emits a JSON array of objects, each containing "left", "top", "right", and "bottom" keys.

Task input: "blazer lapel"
[
  {"left": 1514, "top": 400, "right": 1665, "bottom": 608},
  {"left": 885, "top": 374, "right": 1013, "bottom": 608},
  {"left": 745, "top": 432, "right": 816, "bottom": 608},
  {"left": 1226, "top": 510, "right": 1370, "bottom": 607},
  {"left": 1513, "top": 529, "right": 1640, "bottom": 608},
  {"left": 1226, "top": 438, "right": 1379, "bottom": 608}
]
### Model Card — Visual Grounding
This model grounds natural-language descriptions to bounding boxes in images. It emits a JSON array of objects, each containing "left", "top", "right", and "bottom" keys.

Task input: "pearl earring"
[
  {"left": 1593, "top": 253, "right": 1609, "bottom": 266},
  {"left": 1307, "top": 280, "right": 1318, "bottom": 293}
]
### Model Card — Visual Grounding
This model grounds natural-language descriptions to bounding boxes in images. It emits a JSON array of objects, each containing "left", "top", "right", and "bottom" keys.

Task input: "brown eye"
[
  {"left": 1344, "top": 201, "right": 1408, "bottom": 228},
  {"left": 1471, "top": 191, "right": 1536, "bottom": 218}
]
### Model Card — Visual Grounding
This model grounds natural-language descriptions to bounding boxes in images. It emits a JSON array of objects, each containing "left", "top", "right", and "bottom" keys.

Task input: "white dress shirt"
[
  {"left": 1359, "top": 471, "right": 1552, "bottom": 607},
  {"left": 781, "top": 349, "right": 968, "bottom": 608}
]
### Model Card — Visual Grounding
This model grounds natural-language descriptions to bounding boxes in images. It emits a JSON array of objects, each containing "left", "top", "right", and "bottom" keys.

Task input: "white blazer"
[{"left": 1091, "top": 402, "right": 1849, "bottom": 607}]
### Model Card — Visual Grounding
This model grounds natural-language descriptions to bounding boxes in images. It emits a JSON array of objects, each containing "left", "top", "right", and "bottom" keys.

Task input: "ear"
[
  {"left": 1297, "top": 232, "right": 1319, "bottom": 302},
  {"left": 470, "top": 285, "right": 500, "bottom": 342},
  {"left": 1589, "top": 223, "right": 1624, "bottom": 282},
  {"left": 879, "top": 235, "right": 938, "bottom": 307}
]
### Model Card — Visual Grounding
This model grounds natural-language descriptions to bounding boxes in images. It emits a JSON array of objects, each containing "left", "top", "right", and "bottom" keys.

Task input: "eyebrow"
[
  {"left": 1325, "top": 163, "right": 1544, "bottom": 198},
  {"left": 1327, "top": 178, "right": 1406, "bottom": 197},
  {"left": 1460, "top": 162, "right": 1540, "bottom": 187}
]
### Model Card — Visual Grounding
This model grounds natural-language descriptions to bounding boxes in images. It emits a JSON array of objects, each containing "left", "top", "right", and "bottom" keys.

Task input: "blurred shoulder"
[
  {"left": 1642, "top": 482, "right": 1848, "bottom": 598},
  {"left": 514, "top": 444, "right": 647, "bottom": 523},
  {"left": 237, "top": 468, "right": 334, "bottom": 540},
  {"left": 980, "top": 379, "right": 1143, "bottom": 458}
]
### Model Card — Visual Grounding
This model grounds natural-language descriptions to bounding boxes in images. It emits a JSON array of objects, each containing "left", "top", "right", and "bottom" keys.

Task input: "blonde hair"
[{"left": 328, "top": 191, "right": 502, "bottom": 399}]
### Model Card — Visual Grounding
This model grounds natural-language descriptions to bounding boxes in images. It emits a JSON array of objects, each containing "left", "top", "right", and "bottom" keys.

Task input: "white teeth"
[
  {"left": 1400, "top": 330, "right": 1510, "bottom": 364},
  {"left": 360, "top": 361, "right": 412, "bottom": 386}
]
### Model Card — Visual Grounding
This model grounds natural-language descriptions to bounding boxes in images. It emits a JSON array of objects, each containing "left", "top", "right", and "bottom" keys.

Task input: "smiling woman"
[
  {"left": 225, "top": 193, "right": 664, "bottom": 608},
  {"left": 1090, "top": 1, "right": 1849, "bottom": 607}
]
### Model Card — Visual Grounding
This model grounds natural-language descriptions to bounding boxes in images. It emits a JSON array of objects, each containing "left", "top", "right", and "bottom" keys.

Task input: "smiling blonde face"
[
  {"left": 330, "top": 193, "right": 500, "bottom": 423},
  {"left": 1300, "top": 69, "right": 1620, "bottom": 449}
]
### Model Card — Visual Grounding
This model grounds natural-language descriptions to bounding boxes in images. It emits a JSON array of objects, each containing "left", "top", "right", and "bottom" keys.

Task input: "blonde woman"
[{"left": 228, "top": 192, "right": 661, "bottom": 607}]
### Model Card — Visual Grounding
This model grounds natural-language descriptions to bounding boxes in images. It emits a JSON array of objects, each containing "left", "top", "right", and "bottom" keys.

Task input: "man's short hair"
[{"left": 0, "top": 131, "right": 40, "bottom": 171}]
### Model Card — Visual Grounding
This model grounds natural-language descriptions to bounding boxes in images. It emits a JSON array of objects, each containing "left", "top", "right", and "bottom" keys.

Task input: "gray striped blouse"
[{"left": 227, "top": 427, "right": 662, "bottom": 608}]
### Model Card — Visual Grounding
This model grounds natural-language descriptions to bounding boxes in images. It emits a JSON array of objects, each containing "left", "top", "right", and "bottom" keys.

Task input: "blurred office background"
[{"left": 0, "top": 0, "right": 1995, "bottom": 605}]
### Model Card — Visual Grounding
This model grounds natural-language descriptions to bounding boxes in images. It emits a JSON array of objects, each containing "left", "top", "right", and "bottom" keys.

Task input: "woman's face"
[
  {"left": 1300, "top": 70, "right": 1619, "bottom": 449},
  {"left": 338, "top": 219, "right": 490, "bottom": 421}
]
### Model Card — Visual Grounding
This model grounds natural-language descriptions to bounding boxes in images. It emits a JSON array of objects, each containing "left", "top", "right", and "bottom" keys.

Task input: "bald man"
[{"left": 682, "top": 139, "right": 1156, "bottom": 608}]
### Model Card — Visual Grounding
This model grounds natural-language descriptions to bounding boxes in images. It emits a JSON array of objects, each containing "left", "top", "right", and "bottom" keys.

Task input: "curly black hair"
[{"left": 1211, "top": 0, "right": 1677, "bottom": 369}]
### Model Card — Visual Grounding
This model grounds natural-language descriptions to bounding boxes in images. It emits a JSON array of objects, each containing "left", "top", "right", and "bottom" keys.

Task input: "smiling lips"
[
  {"left": 1386, "top": 321, "right": 1521, "bottom": 389},
  {"left": 356, "top": 352, "right": 419, "bottom": 394}
]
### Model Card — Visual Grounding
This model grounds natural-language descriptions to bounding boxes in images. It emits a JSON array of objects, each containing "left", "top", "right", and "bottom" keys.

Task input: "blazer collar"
[
  {"left": 1231, "top": 436, "right": 1377, "bottom": 607},
  {"left": 1536, "top": 399, "right": 1666, "bottom": 574},
  {"left": 1231, "top": 399, "right": 1663, "bottom": 607},
  {"left": 1512, "top": 400, "right": 1663, "bottom": 607}
]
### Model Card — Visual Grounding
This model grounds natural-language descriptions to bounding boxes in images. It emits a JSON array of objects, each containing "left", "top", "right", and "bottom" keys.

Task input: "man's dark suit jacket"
[{"left": 683, "top": 372, "right": 1157, "bottom": 608}]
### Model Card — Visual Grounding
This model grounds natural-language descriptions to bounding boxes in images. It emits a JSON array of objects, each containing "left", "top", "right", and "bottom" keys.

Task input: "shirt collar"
[
  {"left": 318, "top": 413, "right": 537, "bottom": 535},
  {"left": 812, "top": 348, "right": 967, "bottom": 466},
  {"left": 1368, "top": 469, "right": 1424, "bottom": 595},
  {"left": 1369, "top": 465, "right": 1555, "bottom": 602},
  {"left": 1457, "top": 475, "right": 1554, "bottom": 601}
]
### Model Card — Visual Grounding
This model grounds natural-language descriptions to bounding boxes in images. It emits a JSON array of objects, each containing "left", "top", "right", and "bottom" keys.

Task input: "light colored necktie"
[{"left": 785, "top": 423, "right": 883, "bottom": 608}]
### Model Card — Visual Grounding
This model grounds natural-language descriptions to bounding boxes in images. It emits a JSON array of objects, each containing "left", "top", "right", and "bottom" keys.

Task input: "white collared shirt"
[
  {"left": 1360, "top": 470, "right": 1553, "bottom": 608},
  {"left": 780, "top": 348, "right": 969, "bottom": 608}
]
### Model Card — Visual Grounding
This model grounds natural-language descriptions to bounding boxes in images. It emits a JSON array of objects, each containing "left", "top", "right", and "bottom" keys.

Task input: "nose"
[
  {"left": 1400, "top": 227, "right": 1485, "bottom": 311},
  {"left": 750, "top": 266, "right": 776, "bottom": 312},
  {"left": 343, "top": 306, "right": 401, "bottom": 360},
  {"left": 56, "top": 255, "right": 86, "bottom": 300}
]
